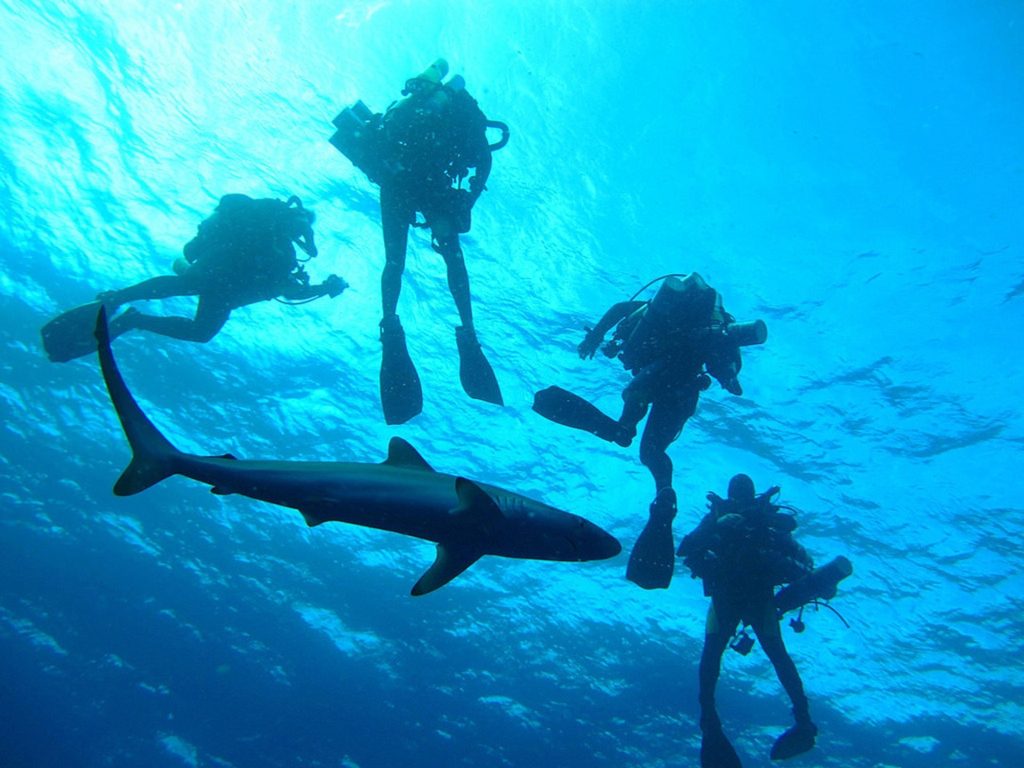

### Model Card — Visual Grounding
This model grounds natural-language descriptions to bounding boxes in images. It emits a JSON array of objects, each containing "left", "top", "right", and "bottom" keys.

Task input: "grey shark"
[{"left": 94, "top": 309, "right": 621, "bottom": 595}]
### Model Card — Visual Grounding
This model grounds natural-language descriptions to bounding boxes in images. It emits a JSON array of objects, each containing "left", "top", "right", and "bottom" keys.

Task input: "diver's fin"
[
  {"left": 379, "top": 315, "right": 422, "bottom": 425},
  {"left": 41, "top": 301, "right": 104, "bottom": 362},
  {"left": 532, "top": 386, "right": 632, "bottom": 446},
  {"left": 701, "top": 723, "right": 743, "bottom": 768},
  {"left": 626, "top": 489, "right": 677, "bottom": 590},
  {"left": 455, "top": 326, "right": 503, "bottom": 406},
  {"left": 770, "top": 721, "right": 817, "bottom": 761},
  {"left": 411, "top": 541, "right": 483, "bottom": 596}
]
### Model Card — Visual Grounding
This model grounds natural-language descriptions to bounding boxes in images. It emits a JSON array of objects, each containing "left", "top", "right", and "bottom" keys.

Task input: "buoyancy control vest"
[
  {"left": 381, "top": 82, "right": 489, "bottom": 184},
  {"left": 678, "top": 489, "right": 814, "bottom": 593},
  {"left": 181, "top": 195, "right": 310, "bottom": 296},
  {"left": 616, "top": 273, "right": 724, "bottom": 372},
  {"left": 330, "top": 79, "right": 508, "bottom": 188}
]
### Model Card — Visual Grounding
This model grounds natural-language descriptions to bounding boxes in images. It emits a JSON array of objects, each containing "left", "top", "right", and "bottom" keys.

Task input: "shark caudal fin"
[{"left": 94, "top": 307, "right": 180, "bottom": 495}]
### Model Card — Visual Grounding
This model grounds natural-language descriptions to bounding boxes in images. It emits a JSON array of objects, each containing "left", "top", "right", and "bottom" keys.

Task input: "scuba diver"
[
  {"left": 532, "top": 273, "right": 767, "bottom": 589},
  {"left": 329, "top": 58, "right": 510, "bottom": 424},
  {"left": 41, "top": 194, "right": 347, "bottom": 362},
  {"left": 677, "top": 474, "right": 853, "bottom": 767}
]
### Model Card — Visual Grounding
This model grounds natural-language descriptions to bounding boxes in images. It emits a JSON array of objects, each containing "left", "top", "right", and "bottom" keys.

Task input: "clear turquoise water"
[{"left": 1, "top": 2, "right": 1022, "bottom": 766}]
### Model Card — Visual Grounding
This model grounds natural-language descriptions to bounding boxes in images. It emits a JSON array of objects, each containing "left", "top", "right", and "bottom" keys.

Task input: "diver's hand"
[
  {"left": 324, "top": 274, "right": 348, "bottom": 298},
  {"left": 717, "top": 513, "right": 745, "bottom": 530},
  {"left": 721, "top": 377, "right": 743, "bottom": 396},
  {"left": 578, "top": 327, "right": 602, "bottom": 359},
  {"left": 469, "top": 174, "right": 486, "bottom": 200}
]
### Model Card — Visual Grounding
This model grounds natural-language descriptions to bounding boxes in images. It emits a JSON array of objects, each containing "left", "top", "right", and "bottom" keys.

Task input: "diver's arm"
[
  {"left": 678, "top": 512, "right": 717, "bottom": 557},
  {"left": 468, "top": 149, "right": 492, "bottom": 205},
  {"left": 278, "top": 274, "right": 347, "bottom": 301},
  {"left": 578, "top": 301, "right": 646, "bottom": 359},
  {"left": 278, "top": 282, "right": 321, "bottom": 301},
  {"left": 705, "top": 341, "right": 744, "bottom": 395}
]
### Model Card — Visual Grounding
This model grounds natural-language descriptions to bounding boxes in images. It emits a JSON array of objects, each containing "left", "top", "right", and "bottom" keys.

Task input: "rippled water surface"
[{"left": 1, "top": 2, "right": 1022, "bottom": 767}]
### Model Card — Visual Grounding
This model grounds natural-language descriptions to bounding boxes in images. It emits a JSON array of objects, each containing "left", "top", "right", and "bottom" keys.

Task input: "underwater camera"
[
  {"left": 329, "top": 100, "right": 391, "bottom": 184},
  {"left": 730, "top": 629, "right": 755, "bottom": 656}
]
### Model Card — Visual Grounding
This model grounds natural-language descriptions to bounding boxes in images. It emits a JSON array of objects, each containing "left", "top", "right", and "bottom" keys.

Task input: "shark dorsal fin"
[
  {"left": 411, "top": 541, "right": 483, "bottom": 596},
  {"left": 452, "top": 477, "right": 503, "bottom": 525},
  {"left": 384, "top": 437, "right": 435, "bottom": 471},
  {"left": 298, "top": 507, "right": 327, "bottom": 527}
]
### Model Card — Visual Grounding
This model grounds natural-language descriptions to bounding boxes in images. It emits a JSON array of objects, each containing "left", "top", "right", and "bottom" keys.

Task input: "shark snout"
[{"left": 570, "top": 519, "right": 622, "bottom": 561}]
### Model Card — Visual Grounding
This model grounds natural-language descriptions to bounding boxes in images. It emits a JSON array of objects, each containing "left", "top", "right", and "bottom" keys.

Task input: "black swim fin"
[
  {"left": 626, "top": 488, "right": 677, "bottom": 590},
  {"left": 379, "top": 315, "right": 423, "bottom": 425},
  {"left": 41, "top": 301, "right": 104, "bottom": 362},
  {"left": 701, "top": 721, "right": 743, "bottom": 768},
  {"left": 455, "top": 326, "right": 503, "bottom": 406},
  {"left": 770, "top": 720, "right": 817, "bottom": 761},
  {"left": 532, "top": 386, "right": 632, "bottom": 446}
]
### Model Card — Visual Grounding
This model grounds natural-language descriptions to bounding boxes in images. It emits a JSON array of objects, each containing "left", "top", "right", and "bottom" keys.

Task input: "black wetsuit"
[
  {"left": 677, "top": 493, "right": 814, "bottom": 730},
  {"left": 581, "top": 294, "right": 745, "bottom": 492},
  {"left": 377, "top": 84, "right": 492, "bottom": 328},
  {"left": 103, "top": 195, "right": 328, "bottom": 342}
]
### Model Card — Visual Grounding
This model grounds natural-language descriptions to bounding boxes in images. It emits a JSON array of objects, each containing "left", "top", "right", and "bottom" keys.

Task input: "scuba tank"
[
  {"left": 618, "top": 273, "right": 719, "bottom": 371},
  {"left": 722, "top": 319, "right": 767, "bottom": 347},
  {"left": 774, "top": 556, "right": 854, "bottom": 616},
  {"left": 330, "top": 59, "right": 510, "bottom": 185},
  {"left": 330, "top": 59, "right": 453, "bottom": 183},
  {"left": 613, "top": 273, "right": 768, "bottom": 375}
]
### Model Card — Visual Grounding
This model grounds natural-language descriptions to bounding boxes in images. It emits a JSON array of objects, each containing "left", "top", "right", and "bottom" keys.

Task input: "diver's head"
[
  {"left": 727, "top": 473, "right": 756, "bottom": 502},
  {"left": 403, "top": 58, "right": 449, "bottom": 95}
]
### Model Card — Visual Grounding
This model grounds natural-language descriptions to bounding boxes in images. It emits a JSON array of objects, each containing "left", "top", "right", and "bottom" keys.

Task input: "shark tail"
[{"left": 94, "top": 307, "right": 180, "bottom": 495}]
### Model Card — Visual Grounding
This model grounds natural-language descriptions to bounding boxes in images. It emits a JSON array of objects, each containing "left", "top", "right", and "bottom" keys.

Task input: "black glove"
[
  {"left": 578, "top": 327, "right": 601, "bottom": 359},
  {"left": 324, "top": 274, "right": 348, "bottom": 298},
  {"left": 721, "top": 377, "right": 743, "bottom": 396}
]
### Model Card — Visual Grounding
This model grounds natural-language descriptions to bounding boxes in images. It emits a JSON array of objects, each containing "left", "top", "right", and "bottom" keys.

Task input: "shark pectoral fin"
[
  {"left": 411, "top": 541, "right": 483, "bottom": 596},
  {"left": 452, "top": 478, "right": 503, "bottom": 525},
  {"left": 383, "top": 437, "right": 435, "bottom": 472}
]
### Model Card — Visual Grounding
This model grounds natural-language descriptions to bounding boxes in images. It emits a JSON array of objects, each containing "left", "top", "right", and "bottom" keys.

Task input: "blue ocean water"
[{"left": 2, "top": 1, "right": 1022, "bottom": 766}]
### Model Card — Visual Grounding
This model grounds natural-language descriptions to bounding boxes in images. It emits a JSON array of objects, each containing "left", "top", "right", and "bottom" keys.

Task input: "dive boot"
[
  {"left": 455, "top": 326, "right": 503, "bottom": 406},
  {"left": 700, "top": 713, "right": 743, "bottom": 768},
  {"left": 626, "top": 487, "right": 677, "bottom": 589},
  {"left": 532, "top": 386, "right": 633, "bottom": 446},
  {"left": 770, "top": 711, "right": 817, "bottom": 761},
  {"left": 379, "top": 314, "right": 423, "bottom": 425}
]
